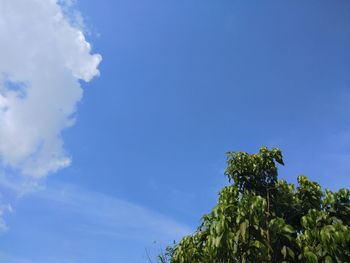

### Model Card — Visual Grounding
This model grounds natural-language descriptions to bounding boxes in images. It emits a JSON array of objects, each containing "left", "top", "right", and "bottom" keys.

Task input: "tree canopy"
[{"left": 159, "top": 147, "right": 350, "bottom": 263}]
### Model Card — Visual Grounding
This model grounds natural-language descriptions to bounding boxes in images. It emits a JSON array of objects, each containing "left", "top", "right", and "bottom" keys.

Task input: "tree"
[{"left": 161, "top": 147, "right": 350, "bottom": 263}]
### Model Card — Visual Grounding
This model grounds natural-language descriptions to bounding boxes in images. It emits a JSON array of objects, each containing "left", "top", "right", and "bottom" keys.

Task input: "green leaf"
[
  {"left": 281, "top": 246, "right": 287, "bottom": 259},
  {"left": 240, "top": 220, "right": 247, "bottom": 240},
  {"left": 286, "top": 247, "right": 295, "bottom": 259},
  {"left": 324, "top": 256, "right": 333, "bottom": 263},
  {"left": 304, "top": 251, "right": 318, "bottom": 263}
]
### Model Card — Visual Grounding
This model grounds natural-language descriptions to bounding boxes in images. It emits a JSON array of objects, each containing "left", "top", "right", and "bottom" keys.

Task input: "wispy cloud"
[
  {"left": 0, "top": 251, "right": 75, "bottom": 263},
  {"left": 0, "top": 252, "right": 35, "bottom": 263},
  {"left": 0, "top": 172, "right": 192, "bottom": 242},
  {"left": 0, "top": 177, "right": 192, "bottom": 260},
  {"left": 0, "top": 203, "right": 12, "bottom": 232},
  {"left": 31, "top": 183, "right": 192, "bottom": 242},
  {"left": 0, "top": 0, "right": 101, "bottom": 177}
]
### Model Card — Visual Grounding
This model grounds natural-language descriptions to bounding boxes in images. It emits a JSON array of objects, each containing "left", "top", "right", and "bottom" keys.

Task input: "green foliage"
[{"left": 161, "top": 147, "right": 350, "bottom": 263}]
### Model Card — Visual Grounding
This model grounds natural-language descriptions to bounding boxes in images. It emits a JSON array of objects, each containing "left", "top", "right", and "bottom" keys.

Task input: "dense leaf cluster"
[{"left": 162, "top": 147, "right": 350, "bottom": 263}]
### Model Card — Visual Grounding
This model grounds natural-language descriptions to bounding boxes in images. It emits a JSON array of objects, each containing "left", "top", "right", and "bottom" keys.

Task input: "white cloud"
[{"left": 0, "top": 0, "right": 101, "bottom": 177}]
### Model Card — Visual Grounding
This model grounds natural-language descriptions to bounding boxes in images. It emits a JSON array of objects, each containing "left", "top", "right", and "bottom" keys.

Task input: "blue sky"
[{"left": 0, "top": 0, "right": 350, "bottom": 262}]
